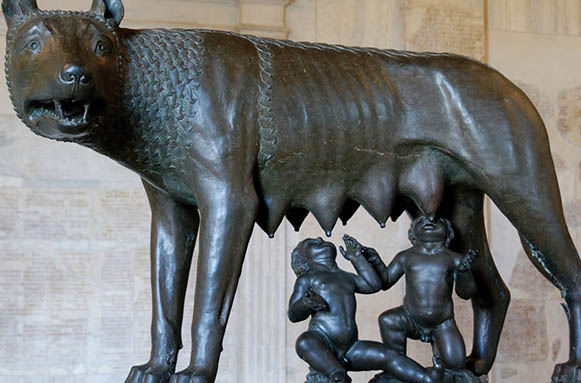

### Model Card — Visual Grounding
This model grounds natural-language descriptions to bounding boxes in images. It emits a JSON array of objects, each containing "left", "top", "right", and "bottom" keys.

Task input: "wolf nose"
[{"left": 59, "top": 64, "right": 92, "bottom": 86}]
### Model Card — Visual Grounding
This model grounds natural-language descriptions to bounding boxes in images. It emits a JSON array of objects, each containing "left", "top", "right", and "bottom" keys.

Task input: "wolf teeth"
[
  {"left": 54, "top": 100, "right": 64, "bottom": 120},
  {"left": 83, "top": 104, "right": 89, "bottom": 121},
  {"left": 27, "top": 98, "right": 96, "bottom": 126}
]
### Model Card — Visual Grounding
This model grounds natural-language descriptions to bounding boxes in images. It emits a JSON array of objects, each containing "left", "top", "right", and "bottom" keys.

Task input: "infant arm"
[
  {"left": 382, "top": 251, "right": 406, "bottom": 290},
  {"left": 340, "top": 235, "right": 382, "bottom": 293},
  {"left": 362, "top": 246, "right": 390, "bottom": 284},
  {"left": 348, "top": 255, "right": 383, "bottom": 294},
  {"left": 454, "top": 250, "right": 478, "bottom": 300},
  {"left": 288, "top": 276, "right": 325, "bottom": 323}
]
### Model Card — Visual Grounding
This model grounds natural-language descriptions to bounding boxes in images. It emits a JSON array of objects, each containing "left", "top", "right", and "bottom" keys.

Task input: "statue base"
[
  {"left": 368, "top": 369, "right": 488, "bottom": 383},
  {"left": 305, "top": 368, "right": 488, "bottom": 383},
  {"left": 364, "top": 370, "right": 488, "bottom": 383}
]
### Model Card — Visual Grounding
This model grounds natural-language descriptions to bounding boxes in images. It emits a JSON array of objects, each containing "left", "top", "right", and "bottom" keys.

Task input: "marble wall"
[{"left": 0, "top": 0, "right": 578, "bottom": 382}]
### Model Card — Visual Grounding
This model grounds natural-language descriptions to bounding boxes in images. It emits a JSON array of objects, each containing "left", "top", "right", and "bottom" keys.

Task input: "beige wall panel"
[
  {"left": 238, "top": 0, "right": 292, "bottom": 38},
  {"left": 558, "top": 86, "right": 581, "bottom": 147},
  {"left": 286, "top": 0, "right": 317, "bottom": 41},
  {"left": 240, "top": 0, "right": 288, "bottom": 27},
  {"left": 404, "top": 0, "right": 485, "bottom": 60},
  {"left": 309, "top": 0, "right": 406, "bottom": 48},
  {"left": 488, "top": 0, "right": 581, "bottom": 35}
]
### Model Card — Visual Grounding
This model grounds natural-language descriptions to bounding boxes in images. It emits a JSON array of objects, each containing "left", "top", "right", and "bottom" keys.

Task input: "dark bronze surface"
[{"left": 3, "top": 1, "right": 581, "bottom": 382}]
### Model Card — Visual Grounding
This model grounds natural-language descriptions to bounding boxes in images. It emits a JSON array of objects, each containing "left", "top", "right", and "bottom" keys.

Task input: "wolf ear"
[
  {"left": 90, "top": 0, "right": 124, "bottom": 26},
  {"left": 2, "top": 0, "right": 39, "bottom": 28}
]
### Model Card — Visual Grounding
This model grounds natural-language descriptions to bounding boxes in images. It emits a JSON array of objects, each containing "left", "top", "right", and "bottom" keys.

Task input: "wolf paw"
[
  {"left": 169, "top": 369, "right": 211, "bottom": 383},
  {"left": 125, "top": 362, "right": 174, "bottom": 383}
]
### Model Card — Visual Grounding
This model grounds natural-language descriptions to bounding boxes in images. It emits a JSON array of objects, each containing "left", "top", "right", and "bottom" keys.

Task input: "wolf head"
[{"left": 3, "top": 0, "right": 124, "bottom": 141}]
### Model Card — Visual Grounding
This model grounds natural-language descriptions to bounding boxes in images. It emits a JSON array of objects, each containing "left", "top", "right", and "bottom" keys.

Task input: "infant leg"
[
  {"left": 378, "top": 306, "right": 418, "bottom": 355},
  {"left": 432, "top": 320, "right": 466, "bottom": 371},
  {"left": 347, "top": 341, "right": 442, "bottom": 383},
  {"left": 296, "top": 331, "right": 350, "bottom": 382}
]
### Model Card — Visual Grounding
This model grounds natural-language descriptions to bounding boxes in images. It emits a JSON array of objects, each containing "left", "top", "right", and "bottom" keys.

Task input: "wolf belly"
[{"left": 252, "top": 40, "right": 489, "bottom": 236}]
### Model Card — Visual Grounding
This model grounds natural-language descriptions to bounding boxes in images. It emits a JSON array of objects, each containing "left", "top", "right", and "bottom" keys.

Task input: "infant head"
[
  {"left": 408, "top": 216, "right": 455, "bottom": 248},
  {"left": 291, "top": 237, "right": 337, "bottom": 276}
]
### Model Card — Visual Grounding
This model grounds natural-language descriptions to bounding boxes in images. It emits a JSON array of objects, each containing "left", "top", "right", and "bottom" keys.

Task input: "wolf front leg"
[
  {"left": 171, "top": 182, "right": 258, "bottom": 383},
  {"left": 126, "top": 180, "right": 200, "bottom": 383}
]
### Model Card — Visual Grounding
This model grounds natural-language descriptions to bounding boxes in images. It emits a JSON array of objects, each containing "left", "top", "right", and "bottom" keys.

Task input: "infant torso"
[
  {"left": 307, "top": 269, "right": 359, "bottom": 348},
  {"left": 403, "top": 251, "right": 457, "bottom": 329}
]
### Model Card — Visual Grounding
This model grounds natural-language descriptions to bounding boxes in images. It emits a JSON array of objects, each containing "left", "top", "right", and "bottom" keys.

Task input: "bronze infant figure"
[
  {"left": 3, "top": 0, "right": 581, "bottom": 382},
  {"left": 368, "top": 217, "right": 480, "bottom": 383},
  {"left": 377, "top": 217, "right": 476, "bottom": 372}
]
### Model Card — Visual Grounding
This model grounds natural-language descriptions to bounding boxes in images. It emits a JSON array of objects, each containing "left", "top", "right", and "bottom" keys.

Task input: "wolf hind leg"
[{"left": 435, "top": 189, "right": 510, "bottom": 376}]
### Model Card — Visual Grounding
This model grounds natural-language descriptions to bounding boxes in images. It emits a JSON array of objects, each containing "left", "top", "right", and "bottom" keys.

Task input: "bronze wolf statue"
[{"left": 3, "top": 0, "right": 580, "bottom": 382}]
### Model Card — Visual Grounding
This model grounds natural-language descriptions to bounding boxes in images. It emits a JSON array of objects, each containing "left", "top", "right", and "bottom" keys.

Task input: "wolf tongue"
[{"left": 54, "top": 100, "right": 64, "bottom": 119}]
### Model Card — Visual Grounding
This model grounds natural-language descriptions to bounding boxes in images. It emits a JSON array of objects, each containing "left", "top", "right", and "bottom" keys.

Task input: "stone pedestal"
[{"left": 368, "top": 369, "right": 488, "bottom": 383}]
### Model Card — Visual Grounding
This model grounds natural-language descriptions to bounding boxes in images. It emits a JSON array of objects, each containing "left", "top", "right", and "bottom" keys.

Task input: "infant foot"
[{"left": 329, "top": 370, "right": 352, "bottom": 383}]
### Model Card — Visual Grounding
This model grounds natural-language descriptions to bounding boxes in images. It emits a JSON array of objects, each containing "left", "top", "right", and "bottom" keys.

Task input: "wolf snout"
[{"left": 59, "top": 64, "right": 93, "bottom": 87}]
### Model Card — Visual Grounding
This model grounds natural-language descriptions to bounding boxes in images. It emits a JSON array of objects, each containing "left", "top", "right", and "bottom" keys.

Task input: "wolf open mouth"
[{"left": 26, "top": 98, "right": 105, "bottom": 127}]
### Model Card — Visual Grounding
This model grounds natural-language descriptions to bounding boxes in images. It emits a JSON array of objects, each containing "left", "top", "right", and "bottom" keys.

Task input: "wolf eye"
[
  {"left": 95, "top": 40, "right": 108, "bottom": 55},
  {"left": 27, "top": 40, "right": 40, "bottom": 53}
]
